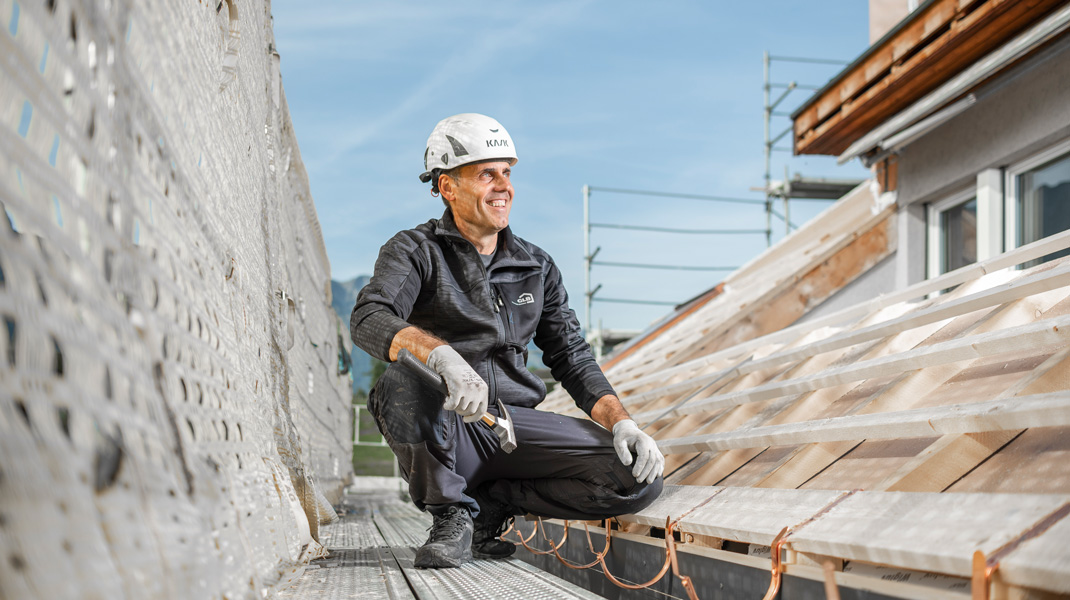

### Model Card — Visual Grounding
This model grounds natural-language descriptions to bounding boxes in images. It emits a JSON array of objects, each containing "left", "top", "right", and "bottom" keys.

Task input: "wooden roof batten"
[
  {"left": 587, "top": 180, "right": 891, "bottom": 394},
  {"left": 528, "top": 9, "right": 1070, "bottom": 593},
  {"left": 618, "top": 229, "right": 1070, "bottom": 404},
  {"left": 594, "top": 232, "right": 1070, "bottom": 596},
  {"left": 791, "top": 0, "right": 1070, "bottom": 158},
  {"left": 521, "top": 232, "right": 1070, "bottom": 596},
  {"left": 650, "top": 275, "right": 1070, "bottom": 417}
]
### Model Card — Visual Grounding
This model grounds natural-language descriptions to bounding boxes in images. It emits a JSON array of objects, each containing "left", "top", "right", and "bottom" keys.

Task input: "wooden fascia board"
[
  {"left": 793, "top": 0, "right": 1064, "bottom": 156},
  {"left": 804, "top": 2, "right": 1058, "bottom": 156},
  {"left": 793, "top": 0, "right": 961, "bottom": 135}
]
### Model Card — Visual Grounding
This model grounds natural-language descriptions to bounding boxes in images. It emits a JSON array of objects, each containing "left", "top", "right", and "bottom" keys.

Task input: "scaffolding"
[
  {"left": 760, "top": 52, "right": 862, "bottom": 242},
  {"left": 582, "top": 185, "right": 767, "bottom": 357},
  {"left": 581, "top": 53, "right": 864, "bottom": 358}
]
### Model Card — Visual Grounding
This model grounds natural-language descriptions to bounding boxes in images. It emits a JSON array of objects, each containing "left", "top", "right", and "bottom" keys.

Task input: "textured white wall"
[
  {"left": 0, "top": 0, "right": 352, "bottom": 597},
  {"left": 895, "top": 40, "right": 1070, "bottom": 209}
]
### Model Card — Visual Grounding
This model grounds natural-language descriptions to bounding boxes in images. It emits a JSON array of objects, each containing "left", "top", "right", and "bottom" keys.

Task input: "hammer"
[{"left": 397, "top": 349, "right": 518, "bottom": 453}]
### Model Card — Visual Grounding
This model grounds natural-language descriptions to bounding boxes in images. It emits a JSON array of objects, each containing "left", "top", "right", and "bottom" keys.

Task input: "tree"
[
  {"left": 352, "top": 357, "right": 388, "bottom": 406},
  {"left": 368, "top": 358, "right": 387, "bottom": 389}
]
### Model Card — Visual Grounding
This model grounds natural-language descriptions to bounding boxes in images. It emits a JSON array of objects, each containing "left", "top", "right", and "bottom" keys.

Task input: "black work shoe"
[
  {"left": 414, "top": 505, "right": 473, "bottom": 569},
  {"left": 472, "top": 498, "right": 516, "bottom": 559}
]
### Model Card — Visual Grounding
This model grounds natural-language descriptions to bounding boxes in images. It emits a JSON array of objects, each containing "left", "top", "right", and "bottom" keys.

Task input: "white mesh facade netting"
[{"left": 0, "top": 0, "right": 354, "bottom": 597}]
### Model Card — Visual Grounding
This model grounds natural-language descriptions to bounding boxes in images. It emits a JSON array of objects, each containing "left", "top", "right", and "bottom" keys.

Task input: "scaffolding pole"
[
  {"left": 764, "top": 51, "right": 772, "bottom": 247},
  {"left": 584, "top": 184, "right": 591, "bottom": 336},
  {"left": 762, "top": 52, "right": 849, "bottom": 245},
  {"left": 582, "top": 186, "right": 761, "bottom": 354},
  {"left": 581, "top": 52, "right": 850, "bottom": 351}
]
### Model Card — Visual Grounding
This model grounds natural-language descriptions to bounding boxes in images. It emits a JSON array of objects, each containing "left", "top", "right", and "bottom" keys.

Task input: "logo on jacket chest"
[{"left": 512, "top": 293, "right": 535, "bottom": 306}]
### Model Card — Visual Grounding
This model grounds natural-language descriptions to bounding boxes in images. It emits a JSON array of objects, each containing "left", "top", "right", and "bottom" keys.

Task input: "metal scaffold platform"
[{"left": 279, "top": 478, "right": 604, "bottom": 600}]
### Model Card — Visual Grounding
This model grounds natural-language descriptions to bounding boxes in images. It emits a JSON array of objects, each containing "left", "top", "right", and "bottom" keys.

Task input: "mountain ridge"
[{"left": 331, "top": 275, "right": 373, "bottom": 394}]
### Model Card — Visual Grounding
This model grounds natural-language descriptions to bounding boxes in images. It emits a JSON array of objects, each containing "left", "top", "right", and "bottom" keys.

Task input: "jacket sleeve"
[
  {"left": 533, "top": 256, "right": 616, "bottom": 417},
  {"left": 349, "top": 231, "right": 427, "bottom": 362}
]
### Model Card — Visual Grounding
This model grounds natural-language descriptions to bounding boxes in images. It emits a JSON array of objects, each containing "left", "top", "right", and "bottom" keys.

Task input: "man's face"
[{"left": 443, "top": 161, "right": 514, "bottom": 241}]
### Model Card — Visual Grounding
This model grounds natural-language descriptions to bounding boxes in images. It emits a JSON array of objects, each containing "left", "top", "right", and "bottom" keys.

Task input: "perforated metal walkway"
[{"left": 279, "top": 478, "right": 604, "bottom": 600}]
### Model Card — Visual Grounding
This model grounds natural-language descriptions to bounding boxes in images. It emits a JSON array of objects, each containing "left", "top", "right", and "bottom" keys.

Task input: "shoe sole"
[{"left": 414, "top": 548, "right": 473, "bottom": 569}]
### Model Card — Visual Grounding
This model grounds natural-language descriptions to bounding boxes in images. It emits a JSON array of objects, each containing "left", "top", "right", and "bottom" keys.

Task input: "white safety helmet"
[{"left": 419, "top": 113, "right": 518, "bottom": 184}]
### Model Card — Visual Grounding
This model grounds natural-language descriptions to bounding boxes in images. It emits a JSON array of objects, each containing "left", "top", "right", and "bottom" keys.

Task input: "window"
[
  {"left": 1016, "top": 152, "right": 1070, "bottom": 267},
  {"left": 927, "top": 189, "right": 977, "bottom": 278},
  {"left": 1007, "top": 139, "right": 1070, "bottom": 268},
  {"left": 921, "top": 139, "right": 1070, "bottom": 282}
]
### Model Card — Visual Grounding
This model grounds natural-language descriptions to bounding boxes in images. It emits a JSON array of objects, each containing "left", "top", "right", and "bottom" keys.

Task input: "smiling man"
[{"left": 350, "top": 113, "right": 663, "bottom": 569}]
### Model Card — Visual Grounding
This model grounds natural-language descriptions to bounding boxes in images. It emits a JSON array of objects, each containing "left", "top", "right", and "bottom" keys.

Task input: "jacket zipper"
[
  {"left": 493, "top": 284, "right": 513, "bottom": 340},
  {"left": 479, "top": 257, "right": 505, "bottom": 404}
]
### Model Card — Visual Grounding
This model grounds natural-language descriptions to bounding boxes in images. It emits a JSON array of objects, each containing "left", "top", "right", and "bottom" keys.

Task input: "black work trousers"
[{"left": 368, "top": 364, "right": 663, "bottom": 519}]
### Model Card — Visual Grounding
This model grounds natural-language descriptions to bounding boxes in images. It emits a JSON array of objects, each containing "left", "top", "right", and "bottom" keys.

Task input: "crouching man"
[{"left": 351, "top": 113, "right": 663, "bottom": 568}]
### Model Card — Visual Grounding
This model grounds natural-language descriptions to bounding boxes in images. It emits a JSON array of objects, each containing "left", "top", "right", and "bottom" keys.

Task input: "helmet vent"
[
  {"left": 420, "top": 113, "right": 516, "bottom": 184},
  {"left": 445, "top": 135, "right": 469, "bottom": 158}
]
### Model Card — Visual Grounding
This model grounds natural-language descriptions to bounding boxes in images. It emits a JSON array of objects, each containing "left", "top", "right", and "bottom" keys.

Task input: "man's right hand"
[
  {"left": 612, "top": 419, "right": 664, "bottom": 484},
  {"left": 426, "top": 345, "right": 489, "bottom": 423}
]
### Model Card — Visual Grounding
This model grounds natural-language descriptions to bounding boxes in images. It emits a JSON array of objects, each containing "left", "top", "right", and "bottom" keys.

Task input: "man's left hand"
[{"left": 611, "top": 420, "right": 664, "bottom": 484}]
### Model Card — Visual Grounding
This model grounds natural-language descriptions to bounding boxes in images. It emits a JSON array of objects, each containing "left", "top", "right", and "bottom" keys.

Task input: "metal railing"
[
  {"left": 352, "top": 404, "right": 398, "bottom": 478},
  {"left": 582, "top": 185, "right": 762, "bottom": 344}
]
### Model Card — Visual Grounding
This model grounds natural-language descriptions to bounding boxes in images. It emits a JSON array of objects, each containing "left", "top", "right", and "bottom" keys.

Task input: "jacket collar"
[{"left": 434, "top": 209, "right": 539, "bottom": 269}]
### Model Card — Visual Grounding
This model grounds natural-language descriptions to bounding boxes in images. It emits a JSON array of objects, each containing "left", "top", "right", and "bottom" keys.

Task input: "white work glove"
[
  {"left": 612, "top": 420, "right": 664, "bottom": 485},
  {"left": 426, "top": 345, "right": 489, "bottom": 423}
]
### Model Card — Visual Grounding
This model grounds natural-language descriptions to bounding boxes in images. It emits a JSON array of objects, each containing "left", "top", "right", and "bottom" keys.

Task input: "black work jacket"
[{"left": 350, "top": 209, "right": 614, "bottom": 416}]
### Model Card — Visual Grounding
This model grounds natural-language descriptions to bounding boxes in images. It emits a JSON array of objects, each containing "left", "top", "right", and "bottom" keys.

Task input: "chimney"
[{"left": 870, "top": 0, "right": 916, "bottom": 44}]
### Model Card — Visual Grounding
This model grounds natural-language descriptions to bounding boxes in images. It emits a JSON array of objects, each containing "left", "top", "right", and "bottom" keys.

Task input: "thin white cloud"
[
  {"left": 273, "top": 1, "right": 874, "bottom": 329},
  {"left": 320, "top": 0, "right": 595, "bottom": 163}
]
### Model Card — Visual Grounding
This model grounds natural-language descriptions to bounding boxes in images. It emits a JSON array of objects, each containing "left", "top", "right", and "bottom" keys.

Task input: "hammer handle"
[
  {"left": 397, "top": 349, "right": 499, "bottom": 426},
  {"left": 397, "top": 349, "right": 448, "bottom": 395}
]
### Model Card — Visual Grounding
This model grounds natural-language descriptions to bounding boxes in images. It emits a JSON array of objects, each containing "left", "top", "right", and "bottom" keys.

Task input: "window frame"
[
  {"left": 926, "top": 187, "right": 978, "bottom": 279},
  {"left": 1004, "top": 137, "right": 1070, "bottom": 253}
]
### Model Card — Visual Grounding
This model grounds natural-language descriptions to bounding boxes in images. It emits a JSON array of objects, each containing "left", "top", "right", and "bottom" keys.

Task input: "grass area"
[
  {"left": 352, "top": 407, "right": 396, "bottom": 477},
  {"left": 353, "top": 445, "right": 396, "bottom": 477}
]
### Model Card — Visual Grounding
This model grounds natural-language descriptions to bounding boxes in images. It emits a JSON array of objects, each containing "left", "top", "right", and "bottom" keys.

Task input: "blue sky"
[{"left": 272, "top": 2, "right": 872, "bottom": 332}]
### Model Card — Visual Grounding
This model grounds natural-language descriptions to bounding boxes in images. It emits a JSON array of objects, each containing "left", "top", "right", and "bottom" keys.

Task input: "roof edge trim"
[{"left": 837, "top": 5, "right": 1070, "bottom": 164}]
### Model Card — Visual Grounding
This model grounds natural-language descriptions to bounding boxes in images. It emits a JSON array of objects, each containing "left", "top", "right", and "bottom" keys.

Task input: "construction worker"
[{"left": 350, "top": 113, "right": 663, "bottom": 569}]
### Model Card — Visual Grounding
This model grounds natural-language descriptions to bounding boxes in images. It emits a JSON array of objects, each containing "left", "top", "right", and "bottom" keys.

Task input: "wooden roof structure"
[
  {"left": 792, "top": 0, "right": 1068, "bottom": 157},
  {"left": 538, "top": 183, "right": 1070, "bottom": 597},
  {"left": 528, "top": 6, "right": 1070, "bottom": 595}
]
